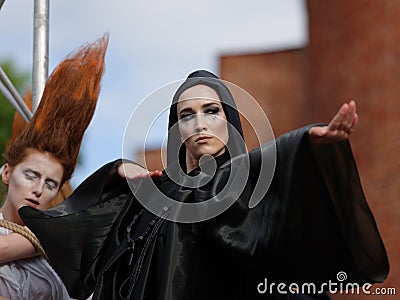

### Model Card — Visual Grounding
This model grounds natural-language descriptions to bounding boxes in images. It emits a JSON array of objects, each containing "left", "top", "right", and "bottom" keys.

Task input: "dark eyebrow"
[
  {"left": 202, "top": 102, "right": 220, "bottom": 109},
  {"left": 178, "top": 107, "right": 194, "bottom": 115},
  {"left": 178, "top": 101, "right": 221, "bottom": 115}
]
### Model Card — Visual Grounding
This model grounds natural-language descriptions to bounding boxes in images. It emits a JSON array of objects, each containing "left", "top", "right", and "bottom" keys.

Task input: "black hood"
[{"left": 166, "top": 70, "right": 246, "bottom": 171}]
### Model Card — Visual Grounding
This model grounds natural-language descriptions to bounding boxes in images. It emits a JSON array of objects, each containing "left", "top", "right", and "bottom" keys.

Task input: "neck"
[
  {"left": 185, "top": 149, "right": 229, "bottom": 174},
  {"left": 186, "top": 157, "right": 199, "bottom": 174},
  {"left": 0, "top": 200, "right": 23, "bottom": 225}
]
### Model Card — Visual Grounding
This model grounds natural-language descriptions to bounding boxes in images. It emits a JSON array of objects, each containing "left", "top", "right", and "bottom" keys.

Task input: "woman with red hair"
[{"left": 0, "top": 34, "right": 108, "bottom": 300}]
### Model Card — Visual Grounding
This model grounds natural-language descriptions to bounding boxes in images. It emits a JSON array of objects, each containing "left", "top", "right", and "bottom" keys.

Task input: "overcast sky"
[{"left": 0, "top": 0, "right": 308, "bottom": 186}]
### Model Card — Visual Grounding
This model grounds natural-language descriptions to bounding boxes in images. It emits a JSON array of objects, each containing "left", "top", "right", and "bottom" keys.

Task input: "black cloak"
[{"left": 19, "top": 70, "right": 389, "bottom": 300}]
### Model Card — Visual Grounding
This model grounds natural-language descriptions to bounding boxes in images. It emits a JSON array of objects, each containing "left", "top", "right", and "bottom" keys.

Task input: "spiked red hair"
[{"left": 5, "top": 34, "right": 109, "bottom": 184}]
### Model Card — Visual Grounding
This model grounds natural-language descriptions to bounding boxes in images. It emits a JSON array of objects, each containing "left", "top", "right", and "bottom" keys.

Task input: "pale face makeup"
[
  {"left": 177, "top": 85, "right": 229, "bottom": 172},
  {"left": 1, "top": 150, "right": 63, "bottom": 224}
]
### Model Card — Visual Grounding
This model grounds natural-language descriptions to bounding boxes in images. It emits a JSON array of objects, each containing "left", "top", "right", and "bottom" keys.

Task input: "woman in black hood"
[
  {"left": 167, "top": 69, "right": 246, "bottom": 169},
  {"left": 20, "top": 70, "right": 388, "bottom": 300}
]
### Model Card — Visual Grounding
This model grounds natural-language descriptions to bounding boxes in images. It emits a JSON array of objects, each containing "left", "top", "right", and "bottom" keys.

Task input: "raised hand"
[
  {"left": 118, "top": 163, "right": 162, "bottom": 180},
  {"left": 309, "top": 100, "right": 359, "bottom": 145}
]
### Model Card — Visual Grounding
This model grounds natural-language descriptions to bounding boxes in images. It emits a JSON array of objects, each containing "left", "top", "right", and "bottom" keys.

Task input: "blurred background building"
[{"left": 139, "top": 1, "right": 400, "bottom": 299}]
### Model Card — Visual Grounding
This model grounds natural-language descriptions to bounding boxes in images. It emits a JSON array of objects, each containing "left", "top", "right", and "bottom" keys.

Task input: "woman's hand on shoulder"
[
  {"left": 118, "top": 163, "right": 162, "bottom": 180},
  {"left": 309, "top": 100, "right": 358, "bottom": 145}
]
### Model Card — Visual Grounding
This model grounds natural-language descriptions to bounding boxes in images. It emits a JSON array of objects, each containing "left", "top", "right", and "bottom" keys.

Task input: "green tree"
[{"left": 0, "top": 60, "right": 30, "bottom": 202}]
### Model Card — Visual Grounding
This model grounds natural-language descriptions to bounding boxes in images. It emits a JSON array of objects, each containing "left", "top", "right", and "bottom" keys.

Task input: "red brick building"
[{"left": 220, "top": 1, "right": 400, "bottom": 299}]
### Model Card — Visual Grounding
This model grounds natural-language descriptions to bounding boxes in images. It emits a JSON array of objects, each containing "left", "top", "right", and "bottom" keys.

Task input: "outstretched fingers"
[
  {"left": 329, "top": 100, "right": 358, "bottom": 134},
  {"left": 348, "top": 101, "right": 358, "bottom": 133},
  {"left": 309, "top": 100, "right": 359, "bottom": 145},
  {"left": 328, "top": 102, "right": 349, "bottom": 132}
]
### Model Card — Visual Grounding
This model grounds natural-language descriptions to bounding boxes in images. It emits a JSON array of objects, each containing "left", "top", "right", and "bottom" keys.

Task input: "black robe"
[{"left": 19, "top": 126, "right": 389, "bottom": 300}]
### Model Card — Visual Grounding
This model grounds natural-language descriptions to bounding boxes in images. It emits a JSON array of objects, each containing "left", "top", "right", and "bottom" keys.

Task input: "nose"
[
  {"left": 32, "top": 182, "right": 43, "bottom": 197},
  {"left": 194, "top": 113, "right": 208, "bottom": 132}
]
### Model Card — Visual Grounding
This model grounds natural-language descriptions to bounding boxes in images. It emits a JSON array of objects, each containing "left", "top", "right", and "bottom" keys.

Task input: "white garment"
[{"left": 0, "top": 213, "right": 71, "bottom": 300}]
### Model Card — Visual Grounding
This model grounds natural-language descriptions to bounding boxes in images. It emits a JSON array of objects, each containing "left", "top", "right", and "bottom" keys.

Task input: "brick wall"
[
  {"left": 219, "top": 1, "right": 400, "bottom": 299},
  {"left": 307, "top": 1, "right": 400, "bottom": 299},
  {"left": 220, "top": 49, "right": 311, "bottom": 150}
]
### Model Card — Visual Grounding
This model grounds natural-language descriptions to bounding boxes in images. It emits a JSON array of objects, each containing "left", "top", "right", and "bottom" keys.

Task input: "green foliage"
[{"left": 0, "top": 60, "right": 30, "bottom": 203}]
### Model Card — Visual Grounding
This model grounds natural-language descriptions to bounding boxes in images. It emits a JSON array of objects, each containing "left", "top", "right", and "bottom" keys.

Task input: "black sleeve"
[{"left": 203, "top": 125, "right": 389, "bottom": 285}]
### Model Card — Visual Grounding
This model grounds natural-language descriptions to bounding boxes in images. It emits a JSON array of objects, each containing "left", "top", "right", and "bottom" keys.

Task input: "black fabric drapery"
[
  {"left": 19, "top": 70, "right": 388, "bottom": 299},
  {"left": 19, "top": 127, "right": 389, "bottom": 299}
]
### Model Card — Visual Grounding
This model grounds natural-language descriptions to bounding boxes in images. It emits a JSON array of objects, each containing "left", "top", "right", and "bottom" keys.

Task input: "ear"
[{"left": 1, "top": 163, "right": 11, "bottom": 185}]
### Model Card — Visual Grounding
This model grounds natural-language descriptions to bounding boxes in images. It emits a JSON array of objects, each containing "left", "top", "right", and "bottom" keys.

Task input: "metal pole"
[
  {"left": 0, "top": 66, "right": 32, "bottom": 121},
  {"left": 0, "top": 82, "right": 31, "bottom": 122},
  {"left": 32, "top": 0, "right": 49, "bottom": 113},
  {"left": 0, "top": 0, "right": 6, "bottom": 11}
]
